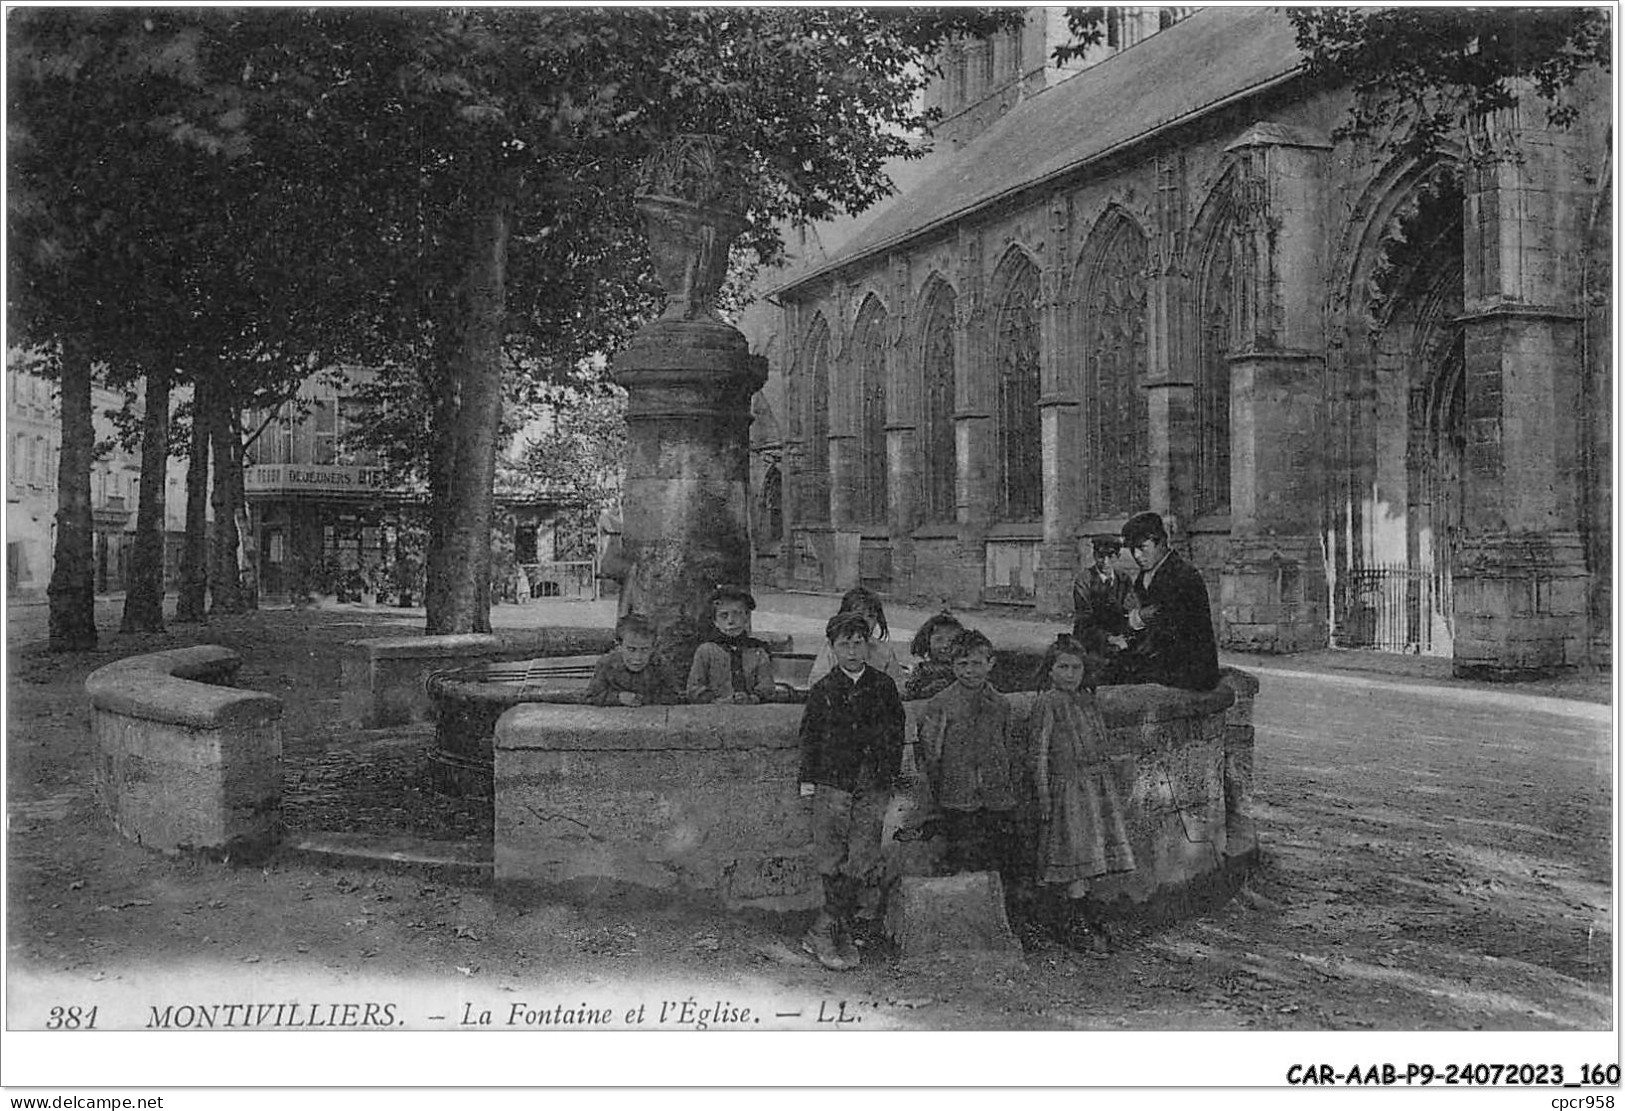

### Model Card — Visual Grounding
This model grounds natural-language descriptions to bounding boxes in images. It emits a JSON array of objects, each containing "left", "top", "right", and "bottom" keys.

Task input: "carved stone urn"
[
  {"left": 612, "top": 135, "right": 767, "bottom": 679},
  {"left": 635, "top": 134, "right": 750, "bottom": 323}
]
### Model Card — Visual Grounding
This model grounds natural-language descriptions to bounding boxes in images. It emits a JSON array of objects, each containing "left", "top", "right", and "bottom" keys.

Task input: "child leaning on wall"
[
  {"left": 806, "top": 586, "right": 907, "bottom": 687},
  {"left": 901, "top": 610, "right": 964, "bottom": 701},
  {"left": 686, "top": 585, "right": 778, "bottom": 704},
  {"left": 582, "top": 614, "right": 682, "bottom": 707}
]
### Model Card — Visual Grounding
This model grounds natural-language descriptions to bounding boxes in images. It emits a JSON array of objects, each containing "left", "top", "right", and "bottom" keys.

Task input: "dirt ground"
[{"left": 4, "top": 605, "right": 1613, "bottom": 1060}]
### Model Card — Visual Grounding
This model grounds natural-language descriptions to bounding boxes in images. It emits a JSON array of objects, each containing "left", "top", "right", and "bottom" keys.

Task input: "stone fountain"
[{"left": 613, "top": 134, "right": 766, "bottom": 677}]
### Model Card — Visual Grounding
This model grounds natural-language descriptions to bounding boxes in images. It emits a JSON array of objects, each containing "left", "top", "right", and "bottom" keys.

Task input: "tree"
[
  {"left": 348, "top": 8, "right": 1023, "bottom": 633},
  {"left": 1287, "top": 8, "right": 1610, "bottom": 151},
  {"left": 14, "top": 9, "right": 1024, "bottom": 640},
  {"left": 9, "top": 10, "right": 429, "bottom": 636},
  {"left": 511, "top": 374, "right": 628, "bottom": 518}
]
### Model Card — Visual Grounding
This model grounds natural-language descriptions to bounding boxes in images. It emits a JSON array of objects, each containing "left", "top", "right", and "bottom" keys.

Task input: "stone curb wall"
[
  {"left": 86, "top": 645, "right": 283, "bottom": 856},
  {"left": 342, "top": 627, "right": 796, "bottom": 730},
  {"left": 494, "top": 669, "right": 1258, "bottom": 915}
]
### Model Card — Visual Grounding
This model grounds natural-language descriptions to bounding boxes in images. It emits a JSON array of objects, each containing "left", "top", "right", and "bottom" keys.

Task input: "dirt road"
[{"left": 4, "top": 605, "right": 1612, "bottom": 1077}]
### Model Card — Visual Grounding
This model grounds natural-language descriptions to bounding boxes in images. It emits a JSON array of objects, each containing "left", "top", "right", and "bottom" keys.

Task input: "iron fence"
[{"left": 1334, "top": 563, "right": 1451, "bottom": 655}]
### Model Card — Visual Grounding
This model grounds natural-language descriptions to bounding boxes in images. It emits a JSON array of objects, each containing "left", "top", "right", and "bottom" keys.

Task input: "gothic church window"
[
  {"left": 993, "top": 257, "right": 1042, "bottom": 522},
  {"left": 801, "top": 316, "right": 832, "bottom": 525},
  {"left": 920, "top": 281, "right": 958, "bottom": 523},
  {"left": 1082, "top": 216, "right": 1149, "bottom": 518},
  {"left": 852, "top": 297, "right": 889, "bottom": 525}
]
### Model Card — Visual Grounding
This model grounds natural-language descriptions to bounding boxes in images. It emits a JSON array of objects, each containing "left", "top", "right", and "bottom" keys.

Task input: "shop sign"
[{"left": 245, "top": 464, "right": 395, "bottom": 494}]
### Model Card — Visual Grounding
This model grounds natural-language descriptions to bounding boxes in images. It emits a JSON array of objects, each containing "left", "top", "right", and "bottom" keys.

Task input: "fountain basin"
[{"left": 494, "top": 668, "right": 1259, "bottom": 917}]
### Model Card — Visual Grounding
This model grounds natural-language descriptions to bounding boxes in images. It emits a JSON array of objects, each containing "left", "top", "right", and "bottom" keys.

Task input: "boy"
[
  {"left": 916, "top": 629, "right": 1021, "bottom": 885},
  {"left": 583, "top": 614, "right": 680, "bottom": 707},
  {"left": 1072, "top": 534, "right": 1133, "bottom": 658},
  {"left": 1115, "top": 510, "right": 1220, "bottom": 691},
  {"left": 686, "top": 585, "right": 778, "bottom": 704},
  {"left": 797, "top": 611, "right": 907, "bottom": 971}
]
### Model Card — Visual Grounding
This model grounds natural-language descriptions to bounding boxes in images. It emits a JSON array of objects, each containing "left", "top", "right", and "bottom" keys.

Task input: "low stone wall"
[
  {"left": 494, "top": 669, "right": 1259, "bottom": 917},
  {"left": 86, "top": 645, "right": 283, "bottom": 856},
  {"left": 342, "top": 627, "right": 794, "bottom": 730},
  {"left": 341, "top": 627, "right": 626, "bottom": 728}
]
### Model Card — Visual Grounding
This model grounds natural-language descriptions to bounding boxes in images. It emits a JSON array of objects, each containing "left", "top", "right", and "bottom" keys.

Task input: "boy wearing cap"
[{"left": 1073, "top": 534, "right": 1133, "bottom": 658}]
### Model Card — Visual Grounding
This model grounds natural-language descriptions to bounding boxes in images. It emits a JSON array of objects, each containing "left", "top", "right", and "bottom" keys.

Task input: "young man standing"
[{"left": 1116, "top": 511, "right": 1221, "bottom": 692}]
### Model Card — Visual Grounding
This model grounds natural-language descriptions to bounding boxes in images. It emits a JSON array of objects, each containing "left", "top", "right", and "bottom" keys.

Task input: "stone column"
[
  {"left": 613, "top": 136, "right": 765, "bottom": 676},
  {"left": 953, "top": 227, "right": 992, "bottom": 546},
  {"left": 886, "top": 254, "right": 918, "bottom": 597},
  {"left": 1220, "top": 124, "right": 1332, "bottom": 653},
  {"left": 1452, "top": 95, "right": 1590, "bottom": 677},
  {"left": 1035, "top": 194, "right": 1079, "bottom": 618},
  {"left": 1148, "top": 151, "right": 1194, "bottom": 524}
]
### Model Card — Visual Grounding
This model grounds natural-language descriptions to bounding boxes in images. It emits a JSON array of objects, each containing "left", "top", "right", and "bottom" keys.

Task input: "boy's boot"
[
  {"left": 801, "top": 876, "right": 852, "bottom": 971},
  {"left": 832, "top": 875, "right": 862, "bottom": 969}
]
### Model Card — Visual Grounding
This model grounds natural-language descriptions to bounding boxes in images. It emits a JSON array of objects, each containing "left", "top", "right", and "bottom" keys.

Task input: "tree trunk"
[
  {"left": 210, "top": 397, "right": 251, "bottom": 614},
  {"left": 120, "top": 369, "right": 171, "bottom": 633},
  {"left": 175, "top": 370, "right": 212, "bottom": 623},
  {"left": 424, "top": 196, "right": 511, "bottom": 635},
  {"left": 46, "top": 336, "right": 98, "bottom": 652}
]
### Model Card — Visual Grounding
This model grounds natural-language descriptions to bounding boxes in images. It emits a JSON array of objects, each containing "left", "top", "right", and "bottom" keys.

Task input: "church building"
[{"left": 740, "top": 6, "right": 1611, "bottom": 678}]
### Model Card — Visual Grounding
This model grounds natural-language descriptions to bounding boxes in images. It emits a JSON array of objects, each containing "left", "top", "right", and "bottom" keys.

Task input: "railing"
[
  {"left": 1334, "top": 563, "right": 1452, "bottom": 655},
  {"left": 515, "top": 561, "right": 597, "bottom": 602}
]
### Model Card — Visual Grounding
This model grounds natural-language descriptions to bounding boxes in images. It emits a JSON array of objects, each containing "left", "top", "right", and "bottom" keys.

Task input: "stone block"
[
  {"left": 342, "top": 633, "right": 505, "bottom": 728},
  {"left": 86, "top": 646, "right": 282, "bottom": 856},
  {"left": 496, "top": 702, "right": 819, "bottom": 912},
  {"left": 885, "top": 872, "right": 1023, "bottom": 970}
]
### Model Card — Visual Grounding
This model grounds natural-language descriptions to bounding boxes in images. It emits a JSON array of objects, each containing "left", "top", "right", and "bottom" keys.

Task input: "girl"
[
  {"left": 806, "top": 587, "right": 907, "bottom": 686},
  {"left": 901, "top": 610, "right": 964, "bottom": 700},
  {"left": 1030, "top": 633, "right": 1136, "bottom": 952}
]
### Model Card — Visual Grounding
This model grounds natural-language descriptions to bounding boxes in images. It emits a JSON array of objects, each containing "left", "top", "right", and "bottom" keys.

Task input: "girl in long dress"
[{"left": 1030, "top": 634, "right": 1137, "bottom": 952}]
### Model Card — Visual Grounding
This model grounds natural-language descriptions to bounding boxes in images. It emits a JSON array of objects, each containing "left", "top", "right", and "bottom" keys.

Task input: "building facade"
[
  {"left": 742, "top": 7, "right": 1611, "bottom": 676},
  {"left": 6, "top": 367, "right": 184, "bottom": 599},
  {"left": 244, "top": 368, "right": 597, "bottom": 604}
]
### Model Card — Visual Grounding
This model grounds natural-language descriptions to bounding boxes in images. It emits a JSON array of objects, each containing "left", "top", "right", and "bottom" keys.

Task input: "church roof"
[{"left": 771, "top": 6, "right": 1305, "bottom": 295}]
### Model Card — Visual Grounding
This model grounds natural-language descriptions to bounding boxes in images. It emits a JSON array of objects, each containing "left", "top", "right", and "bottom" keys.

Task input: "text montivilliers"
[{"left": 147, "top": 1002, "right": 398, "bottom": 1028}]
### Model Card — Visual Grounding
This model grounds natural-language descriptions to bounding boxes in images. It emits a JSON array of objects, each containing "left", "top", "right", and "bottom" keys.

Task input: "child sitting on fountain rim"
[
  {"left": 797, "top": 610, "right": 908, "bottom": 971},
  {"left": 583, "top": 614, "right": 681, "bottom": 707},
  {"left": 686, "top": 585, "right": 778, "bottom": 705}
]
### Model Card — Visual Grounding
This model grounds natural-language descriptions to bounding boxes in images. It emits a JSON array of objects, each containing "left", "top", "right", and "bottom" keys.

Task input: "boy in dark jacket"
[
  {"left": 1115, "top": 511, "right": 1220, "bottom": 691},
  {"left": 582, "top": 614, "right": 681, "bottom": 706},
  {"left": 797, "top": 611, "right": 907, "bottom": 971}
]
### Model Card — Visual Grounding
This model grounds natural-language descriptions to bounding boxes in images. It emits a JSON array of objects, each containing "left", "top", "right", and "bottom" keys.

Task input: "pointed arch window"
[
  {"left": 993, "top": 258, "right": 1042, "bottom": 522},
  {"left": 800, "top": 316, "right": 831, "bottom": 525},
  {"left": 1196, "top": 223, "right": 1234, "bottom": 516},
  {"left": 1082, "top": 217, "right": 1149, "bottom": 518},
  {"left": 920, "top": 282, "right": 958, "bottom": 524},
  {"left": 853, "top": 297, "right": 889, "bottom": 525}
]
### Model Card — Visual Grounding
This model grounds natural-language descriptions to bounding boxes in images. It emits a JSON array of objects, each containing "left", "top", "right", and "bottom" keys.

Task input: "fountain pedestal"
[
  {"left": 615, "top": 321, "right": 765, "bottom": 675},
  {"left": 612, "top": 137, "right": 764, "bottom": 677}
]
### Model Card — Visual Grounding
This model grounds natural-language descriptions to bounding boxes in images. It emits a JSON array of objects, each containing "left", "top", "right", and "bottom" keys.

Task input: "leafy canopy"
[{"left": 1287, "top": 7, "right": 1611, "bottom": 150}]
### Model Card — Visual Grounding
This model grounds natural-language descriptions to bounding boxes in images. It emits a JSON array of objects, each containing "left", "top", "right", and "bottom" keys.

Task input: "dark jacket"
[
  {"left": 1072, "top": 567, "right": 1133, "bottom": 653},
  {"left": 582, "top": 648, "right": 681, "bottom": 706},
  {"left": 1124, "top": 549, "right": 1221, "bottom": 691},
  {"left": 798, "top": 666, "right": 906, "bottom": 793}
]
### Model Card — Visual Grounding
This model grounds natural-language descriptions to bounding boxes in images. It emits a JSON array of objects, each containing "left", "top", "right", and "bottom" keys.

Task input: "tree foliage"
[
  {"left": 1288, "top": 7, "right": 1611, "bottom": 151},
  {"left": 509, "top": 372, "right": 628, "bottom": 518}
]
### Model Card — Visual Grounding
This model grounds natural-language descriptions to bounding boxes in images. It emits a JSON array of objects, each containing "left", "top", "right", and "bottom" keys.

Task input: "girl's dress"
[{"left": 1030, "top": 687, "right": 1137, "bottom": 885}]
